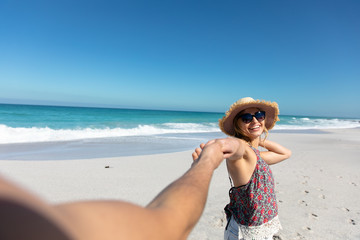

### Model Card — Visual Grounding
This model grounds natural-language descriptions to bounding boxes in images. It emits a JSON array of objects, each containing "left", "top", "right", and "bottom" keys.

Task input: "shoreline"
[
  {"left": 0, "top": 128, "right": 359, "bottom": 239},
  {"left": 0, "top": 132, "right": 225, "bottom": 160},
  {"left": 0, "top": 128, "right": 356, "bottom": 161}
]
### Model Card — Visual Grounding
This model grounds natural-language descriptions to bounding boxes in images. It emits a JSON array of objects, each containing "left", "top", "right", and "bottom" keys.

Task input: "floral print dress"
[{"left": 224, "top": 146, "right": 282, "bottom": 240}]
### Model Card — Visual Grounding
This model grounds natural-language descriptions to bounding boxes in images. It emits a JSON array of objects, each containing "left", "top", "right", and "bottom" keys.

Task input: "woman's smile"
[{"left": 249, "top": 124, "right": 261, "bottom": 131}]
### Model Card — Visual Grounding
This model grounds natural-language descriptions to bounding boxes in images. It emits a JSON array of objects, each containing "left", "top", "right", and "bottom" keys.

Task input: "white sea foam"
[
  {"left": 276, "top": 118, "right": 360, "bottom": 130},
  {"left": 1, "top": 118, "right": 359, "bottom": 144},
  {"left": 0, "top": 123, "right": 220, "bottom": 144}
]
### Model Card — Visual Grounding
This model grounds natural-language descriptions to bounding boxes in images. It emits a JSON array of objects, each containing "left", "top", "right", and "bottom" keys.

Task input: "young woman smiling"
[{"left": 219, "top": 97, "right": 292, "bottom": 240}]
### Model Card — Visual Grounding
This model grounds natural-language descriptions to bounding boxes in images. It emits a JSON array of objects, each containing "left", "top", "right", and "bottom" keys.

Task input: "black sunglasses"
[{"left": 239, "top": 111, "right": 266, "bottom": 124}]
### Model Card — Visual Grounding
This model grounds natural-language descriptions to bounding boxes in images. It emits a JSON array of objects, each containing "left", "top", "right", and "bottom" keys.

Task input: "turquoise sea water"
[{"left": 0, "top": 104, "right": 359, "bottom": 160}]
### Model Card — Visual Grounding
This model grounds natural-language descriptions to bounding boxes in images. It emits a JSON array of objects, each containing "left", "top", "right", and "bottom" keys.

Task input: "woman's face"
[{"left": 236, "top": 107, "right": 265, "bottom": 140}]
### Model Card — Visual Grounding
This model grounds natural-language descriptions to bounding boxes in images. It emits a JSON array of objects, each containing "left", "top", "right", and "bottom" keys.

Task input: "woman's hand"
[
  {"left": 259, "top": 139, "right": 292, "bottom": 165},
  {"left": 192, "top": 138, "right": 246, "bottom": 167}
]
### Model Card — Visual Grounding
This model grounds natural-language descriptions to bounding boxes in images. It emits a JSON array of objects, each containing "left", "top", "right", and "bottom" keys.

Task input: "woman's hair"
[{"left": 233, "top": 110, "right": 269, "bottom": 145}]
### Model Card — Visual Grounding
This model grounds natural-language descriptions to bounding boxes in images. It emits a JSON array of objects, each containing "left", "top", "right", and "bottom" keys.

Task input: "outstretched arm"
[
  {"left": 143, "top": 138, "right": 243, "bottom": 238},
  {"left": 57, "top": 139, "right": 236, "bottom": 240},
  {"left": 259, "top": 139, "right": 292, "bottom": 165},
  {"left": 0, "top": 139, "right": 241, "bottom": 240},
  {"left": 0, "top": 139, "right": 233, "bottom": 240}
]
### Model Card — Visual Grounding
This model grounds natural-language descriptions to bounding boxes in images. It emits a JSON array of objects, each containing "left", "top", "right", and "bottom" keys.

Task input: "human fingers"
[
  {"left": 192, "top": 152, "right": 198, "bottom": 161},
  {"left": 220, "top": 138, "right": 243, "bottom": 159},
  {"left": 203, "top": 138, "right": 238, "bottom": 158},
  {"left": 198, "top": 140, "right": 226, "bottom": 169},
  {"left": 192, "top": 147, "right": 203, "bottom": 161}
]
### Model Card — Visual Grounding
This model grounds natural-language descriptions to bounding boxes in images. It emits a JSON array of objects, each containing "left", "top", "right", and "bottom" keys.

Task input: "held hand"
[
  {"left": 191, "top": 138, "right": 244, "bottom": 169},
  {"left": 191, "top": 140, "right": 224, "bottom": 169},
  {"left": 192, "top": 143, "right": 205, "bottom": 162},
  {"left": 212, "top": 138, "right": 244, "bottom": 160}
]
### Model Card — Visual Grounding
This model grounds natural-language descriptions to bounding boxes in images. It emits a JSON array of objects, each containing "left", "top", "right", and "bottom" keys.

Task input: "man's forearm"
[
  {"left": 145, "top": 139, "right": 238, "bottom": 239},
  {"left": 146, "top": 156, "right": 216, "bottom": 239}
]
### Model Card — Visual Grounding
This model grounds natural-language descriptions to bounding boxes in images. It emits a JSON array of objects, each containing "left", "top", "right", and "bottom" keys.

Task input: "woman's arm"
[{"left": 259, "top": 139, "right": 292, "bottom": 165}]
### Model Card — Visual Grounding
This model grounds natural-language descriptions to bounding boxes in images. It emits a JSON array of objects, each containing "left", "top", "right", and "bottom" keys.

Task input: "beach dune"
[{"left": 0, "top": 129, "right": 359, "bottom": 239}]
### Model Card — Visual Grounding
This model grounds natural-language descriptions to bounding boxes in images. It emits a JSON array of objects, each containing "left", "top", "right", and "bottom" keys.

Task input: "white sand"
[{"left": 0, "top": 129, "right": 359, "bottom": 239}]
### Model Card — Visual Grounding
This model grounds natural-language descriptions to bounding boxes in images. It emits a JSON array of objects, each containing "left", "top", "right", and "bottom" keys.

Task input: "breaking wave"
[{"left": 0, "top": 123, "right": 220, "bottom": 144}]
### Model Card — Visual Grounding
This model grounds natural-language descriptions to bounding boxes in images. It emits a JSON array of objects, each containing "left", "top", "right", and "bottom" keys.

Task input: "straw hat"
[{"left": 219, "top": 97, "right": 280, "bottom": 136}]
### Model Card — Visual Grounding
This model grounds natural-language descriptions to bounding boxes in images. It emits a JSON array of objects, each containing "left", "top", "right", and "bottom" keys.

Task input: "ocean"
[{"left": 1, "top": 104, "right": 359, "bottom": 160}]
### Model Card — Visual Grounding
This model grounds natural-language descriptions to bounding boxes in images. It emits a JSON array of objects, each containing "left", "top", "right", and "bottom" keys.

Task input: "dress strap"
[{"left": 248, "top": 145, "right": 261, "bottom": 158}]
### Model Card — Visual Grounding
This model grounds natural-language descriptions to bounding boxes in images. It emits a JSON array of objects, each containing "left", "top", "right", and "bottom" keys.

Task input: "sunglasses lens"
[
  {"left": 241, "top": 114, "right": 253, "bottom": 123},
  {"left": 255, "top": 111, "right": 265, "bottom": 121},
  {"left": 240, "top": 111, "right": 266, "bottom": 124}
]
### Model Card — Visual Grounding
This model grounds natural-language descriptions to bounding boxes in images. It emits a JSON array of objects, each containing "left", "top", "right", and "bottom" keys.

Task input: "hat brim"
[{"left": 219, "top": 100, "right": 279, "bottom": 136}]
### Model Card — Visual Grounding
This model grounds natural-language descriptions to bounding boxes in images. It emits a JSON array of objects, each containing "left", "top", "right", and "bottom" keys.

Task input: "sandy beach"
[{"left": 0, "top": 129, "right": 359, "bottom": 239}]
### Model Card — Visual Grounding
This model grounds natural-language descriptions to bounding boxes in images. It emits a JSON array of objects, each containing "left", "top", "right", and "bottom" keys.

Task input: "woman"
[{"left": 219, "top": 97, "right": 291, "bottom": 240}]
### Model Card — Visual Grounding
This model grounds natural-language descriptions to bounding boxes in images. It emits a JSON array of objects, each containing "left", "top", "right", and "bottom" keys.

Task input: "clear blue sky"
[{"left": 1, "top": 0, "right": 359, "bottom": 117}]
